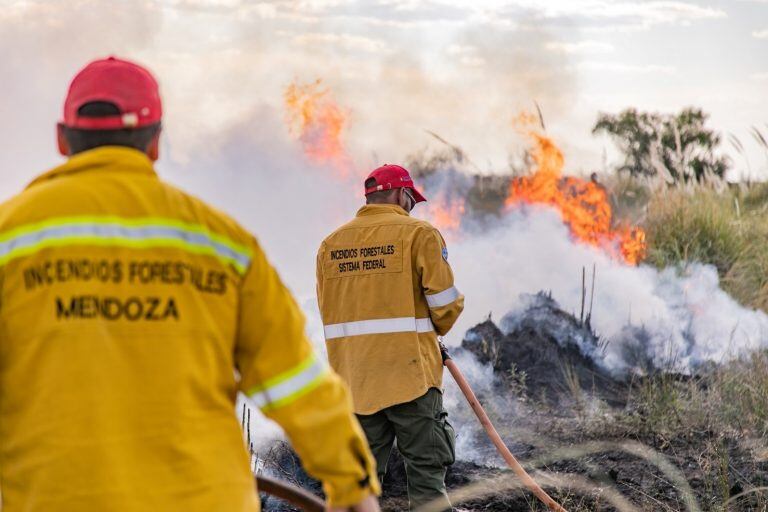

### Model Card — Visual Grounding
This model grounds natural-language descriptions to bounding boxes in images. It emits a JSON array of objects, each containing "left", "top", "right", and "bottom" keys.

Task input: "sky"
[
  {"left": 0, "top": 0, "right": 767, "bottom": 294},
  {"left": 1, "top": 0, "right": 766, "bottom": 181}
]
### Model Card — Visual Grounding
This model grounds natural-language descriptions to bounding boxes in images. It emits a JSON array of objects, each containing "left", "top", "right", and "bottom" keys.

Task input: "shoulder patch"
[{"left": 442, "top": 246, "right": 449, "bottom": 261}]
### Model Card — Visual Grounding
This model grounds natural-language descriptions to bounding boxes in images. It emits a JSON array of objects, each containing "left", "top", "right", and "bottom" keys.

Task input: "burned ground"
[
  {"left": 256, "top": 297, "right": 768, "bottom": 511},
  {"left": 460, "top": 292, "right": 627, "bottom": 408},
  {"left": 258, "top": 432, "right": 768, "bottom": 511}
]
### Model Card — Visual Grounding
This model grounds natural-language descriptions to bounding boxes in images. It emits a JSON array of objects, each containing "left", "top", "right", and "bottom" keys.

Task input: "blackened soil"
[{"left": 461, "top": 293, "right": 626, "bottom": 408}]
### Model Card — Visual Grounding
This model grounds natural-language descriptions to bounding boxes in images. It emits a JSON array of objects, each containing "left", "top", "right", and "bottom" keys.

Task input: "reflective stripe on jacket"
[
  {"left": 316, "top": 204, "right": 464, "bottom": 414},
  {"left": 0, "top": 147, "right": 378, "bottom": 512}
]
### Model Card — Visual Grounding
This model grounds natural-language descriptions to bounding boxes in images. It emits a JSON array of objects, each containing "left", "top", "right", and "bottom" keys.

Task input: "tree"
[{"left": 593, "top": 108, "right": 729, "bottom": 183}]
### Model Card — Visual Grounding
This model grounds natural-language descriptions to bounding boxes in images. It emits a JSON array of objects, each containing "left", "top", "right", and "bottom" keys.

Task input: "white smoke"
[
  {"left": 440, "top": 349, "right": 512, "bottom": 467},
  {"left": 184, "top": 131, "right": 768, "bottom": 449},
  {"left": 410, "top": 202, "right": 768, "bottom": 465},
  {"left": 444, "top": 206, "right": 768, "bottom": 374},
  {"left": 244, "top": 197, "right": 768, "bottom": 455}
]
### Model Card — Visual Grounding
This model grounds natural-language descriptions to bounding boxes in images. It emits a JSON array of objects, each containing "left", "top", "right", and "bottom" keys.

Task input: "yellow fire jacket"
[
  {"left": 316, "top": 204, "right": 464, "bottom": 414},
  {"left": 0, "top": 146, "right": 378, "bottom": 512}
]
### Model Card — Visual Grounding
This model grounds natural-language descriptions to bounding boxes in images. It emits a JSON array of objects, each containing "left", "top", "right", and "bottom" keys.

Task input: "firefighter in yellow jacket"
[
  {"left": 0, "top": 56, "right": 380, "bottom": 512},
  {"left": 316, "top": 164, "right": 465, "bottom": 510}
]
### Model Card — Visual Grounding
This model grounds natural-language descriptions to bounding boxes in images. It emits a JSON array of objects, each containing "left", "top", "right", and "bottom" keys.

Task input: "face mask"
[{"left": 401, "top": 188, "right": 415, "bottom": 212}]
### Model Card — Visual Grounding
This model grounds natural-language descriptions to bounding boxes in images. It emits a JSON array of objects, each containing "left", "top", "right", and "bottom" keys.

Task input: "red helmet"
[
  {"left": 364, "top": 164, "right": 427, "bottom": 203},
  {"left": 62, "top": 56, "right": 162, "bottom": 130}
]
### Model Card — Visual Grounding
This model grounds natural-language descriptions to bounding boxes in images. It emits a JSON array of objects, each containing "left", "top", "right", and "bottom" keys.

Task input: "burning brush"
[
  {"left": 284, "top": 79, "right": 353, "bottom": 176},
  {"left": 283, "top": 79, "right": 646, "bottom": 265},
  {"left": 505, "top": 114, "right": 646, "bottom": 265}
]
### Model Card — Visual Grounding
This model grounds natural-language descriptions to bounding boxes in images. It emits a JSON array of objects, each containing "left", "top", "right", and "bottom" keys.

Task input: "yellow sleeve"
[
  {"left": 236, "top": 239, "right": 380, "bottom": 506},
  {"left": 414, "top": 227, "right": 465, "bottom": 336}
]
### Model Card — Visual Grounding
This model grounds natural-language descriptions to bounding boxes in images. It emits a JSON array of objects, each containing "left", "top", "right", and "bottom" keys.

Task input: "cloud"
[
  {"left": 383, "top": 0, "right": 726, "bottom": 24},
  {"left": 752, "top": 71, "right": 768, "bottom": 81},
  {"left": 118, "top": 0, "right": 732, "bottom": 35},
  {"left": 526, "top": 0, "right": 724, "bottom": 21},
  {"left": 585, "top": 1, "right": 725, "bottom": 23},
  {"left": 285, "top": 0, "right": 352, "bottom": 10},
  {"left": 577, "top": 61, "right": 676, "bottom": 74},
  {"left": 494, "top": 0, "right": 726, "bottom": 31},
  {"left": 296, "top": 0, "right": 473, "bottom": 27},
  {"left": 291, "top": 32, "right": 393, "bottom": 54},
  {"left": 546, "top": 40, "right": 615, "bottom": 54},
  {"left": 167, "top": 0, "right": 244, "bottom": 9},
  {"left": 753, "top": 28, "right": 768, "bottom": 39},
  {"left": 163, "top": 0, "right": 321, "bottom": 23},
  {"left": 170, "top": 0, "right": 351, "bottom": 12},
  {"left": 213, "top": 0, "right": 726, "bottom": 33}
]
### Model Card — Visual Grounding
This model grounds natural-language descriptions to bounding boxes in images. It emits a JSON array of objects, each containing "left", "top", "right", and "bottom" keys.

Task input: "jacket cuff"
[{"left": 323, "top": 475, "right": 381, "bottom": 507}]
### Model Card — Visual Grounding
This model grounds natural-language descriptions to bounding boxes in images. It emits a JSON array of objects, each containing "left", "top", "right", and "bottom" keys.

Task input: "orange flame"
[
  {"left": 506, "top": 115, "right": 646, "bottom": 265},
  {"left": 284, "top": 79, "right": 352, "bottom": 174}
]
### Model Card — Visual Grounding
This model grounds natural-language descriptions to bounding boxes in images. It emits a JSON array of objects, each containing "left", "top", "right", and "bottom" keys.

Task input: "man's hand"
[
  {"left": 328, "top": 495, "right": 380, "bottom": 512},
  {"left": 438, "top": 340, "right": 451, "bottom": 363}
]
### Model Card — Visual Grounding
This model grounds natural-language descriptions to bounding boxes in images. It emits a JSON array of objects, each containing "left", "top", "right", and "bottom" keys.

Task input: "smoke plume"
[{"left": 445, "top": 207, "right": 768, "bottom": 374}]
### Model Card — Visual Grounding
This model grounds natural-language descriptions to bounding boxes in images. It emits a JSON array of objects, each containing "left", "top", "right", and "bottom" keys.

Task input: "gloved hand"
[
  {"left": 438, "top": 338, "right": 451, "bottom": 363},
  {"left": 328, "top": 495, "right": 380, "bottom": 512}
]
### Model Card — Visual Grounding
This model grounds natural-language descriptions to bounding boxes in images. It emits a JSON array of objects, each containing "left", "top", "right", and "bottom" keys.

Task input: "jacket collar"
[
  {"left": 27, "top": 146, "right": 157, "bottom": 189},
  {"left": 356, "top": 204, "right": 410, "bottom": 218}
]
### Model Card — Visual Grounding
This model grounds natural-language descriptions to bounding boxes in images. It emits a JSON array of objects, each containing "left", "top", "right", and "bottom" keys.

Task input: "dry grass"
[
  {"left": 542, "top": 179, "right": 768, "bottom": 510},
  {"left": 611, "top": 177, "right": 768, "bottom": 312}
]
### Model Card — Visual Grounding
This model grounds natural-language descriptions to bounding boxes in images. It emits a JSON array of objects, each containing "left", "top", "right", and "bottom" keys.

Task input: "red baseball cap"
[
  {"left": 62, "top": 56, "right": 162, "bottom": 130},
  {"left": 364, "top": 164, "right": 427, "bottom": 203}
]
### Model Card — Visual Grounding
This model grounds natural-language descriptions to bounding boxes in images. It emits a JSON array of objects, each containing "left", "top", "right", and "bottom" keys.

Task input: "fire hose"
[
  {"left": 251, "top": 348, "right": 568, "bottom": 512},
  {"left": 440, "top": 343, "right": 568, "bottom": 512},
  {"left": 255, "top": 474, "right": 326, "bottom": 512}
]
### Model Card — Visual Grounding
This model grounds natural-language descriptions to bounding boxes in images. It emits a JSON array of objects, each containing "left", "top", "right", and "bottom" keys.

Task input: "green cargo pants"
[{"left": 356, "top": 388, "right": 456, "bottom": 511}]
